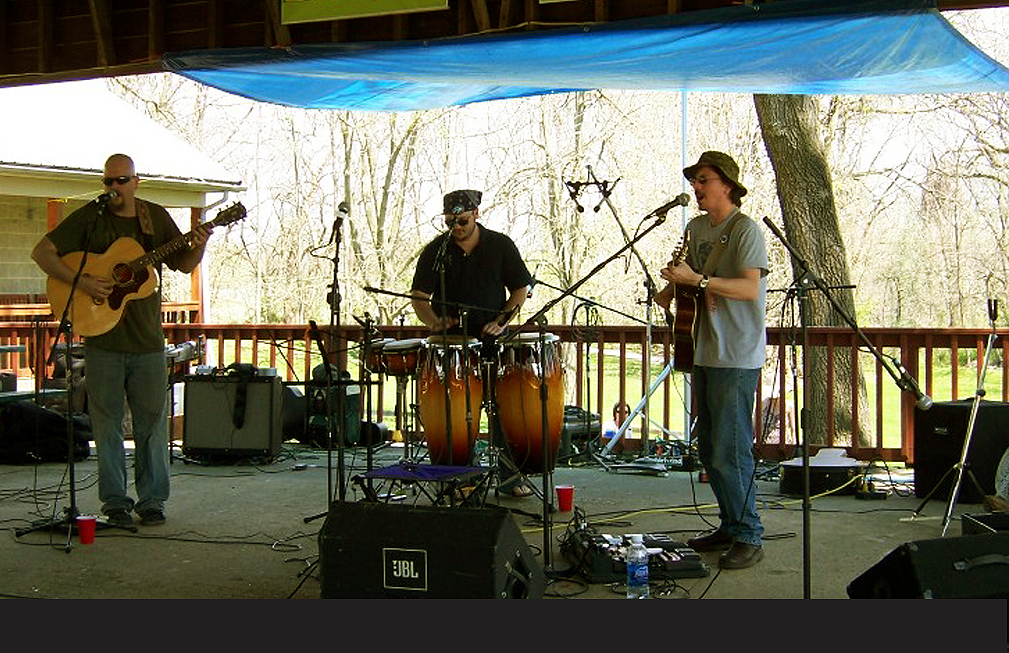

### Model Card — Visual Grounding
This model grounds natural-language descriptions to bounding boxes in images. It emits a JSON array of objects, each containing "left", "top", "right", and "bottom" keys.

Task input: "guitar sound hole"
[{"left": 111, "top": 264, "right": 134, "bottom": 285}]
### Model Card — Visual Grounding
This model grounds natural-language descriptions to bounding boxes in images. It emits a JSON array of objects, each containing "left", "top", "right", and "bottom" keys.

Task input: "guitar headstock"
[
  {"left": 208, "top": 202, "right": 247, "bottom": 229},
  {"left": 673, "top": 230, "right": 691, "bottom": 266}
]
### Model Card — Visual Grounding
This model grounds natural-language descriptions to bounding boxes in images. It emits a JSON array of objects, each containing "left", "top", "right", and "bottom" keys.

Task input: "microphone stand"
[
  {"left": 304, "top": 203, "right": 349, "bottom": 523},
  {"left": 912, "top": 299, "right": 998, "bottom": 536},
  {"left": 17, "top": 197, "right": 137, "bottom": 543},
  {"left": 586, "top": 166, "right": 664, "bottom": 450},
  {"left": 763, "top": 216, "right": 916, "bottom": 599},
  {"left": 434, "top": 222, "right": 455, "bottom": 465},
  {"left": 504, "top": 204, "right": 670, "bottom": 578}
]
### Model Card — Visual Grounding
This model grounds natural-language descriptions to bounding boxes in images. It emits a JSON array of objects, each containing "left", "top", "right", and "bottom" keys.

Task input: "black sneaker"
[
  {"left": 139, "top": 510, "right": 166, "bottom": 526},
  {"left": 106, "top": 510, "right": 134, "bottom": 528}
]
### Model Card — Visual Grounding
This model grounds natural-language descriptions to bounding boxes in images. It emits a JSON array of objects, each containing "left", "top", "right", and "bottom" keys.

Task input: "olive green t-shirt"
[{"left": 46, "top": 199, "right": 186, "bottom": 353}]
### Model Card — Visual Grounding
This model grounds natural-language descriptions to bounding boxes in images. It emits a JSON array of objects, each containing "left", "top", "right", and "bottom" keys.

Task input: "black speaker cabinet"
[
  {"left": 847, "top": 532, "right": 1009, "bottom": 598},
  {"left": 183, "top": 374, "right": 282, "bottom": 459},
  {"left": 318, "top": 502, "right": 545, "bottom": 598},
  {"left": 303, "top": 380, "right": 361, "bottom": 447},
  {"left": 913, "top": 399, "right": 1009, "bottom": 504}
]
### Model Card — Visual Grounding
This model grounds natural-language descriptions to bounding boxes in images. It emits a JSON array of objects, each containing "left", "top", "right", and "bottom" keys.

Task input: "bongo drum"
[
  {"left": 418, "top": 335, "right": 482, "bottom": 465},
  {"left": 361, "top": 338, "right": 393, "bottom": 375},
  {"left": 496, "top": 332, "right": 565, "bottom": 474},
  {"left": 381, "top": 338, "right": 426, "bottom": 377}
]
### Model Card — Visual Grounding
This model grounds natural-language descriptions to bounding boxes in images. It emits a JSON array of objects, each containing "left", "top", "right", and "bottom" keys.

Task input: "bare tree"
[{"left": 754, "top": 94, "right": 872, "bottom": 447}]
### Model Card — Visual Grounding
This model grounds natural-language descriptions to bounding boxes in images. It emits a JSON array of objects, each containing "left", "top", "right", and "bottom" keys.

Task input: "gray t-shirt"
[{"left": 684, "top": 208, "right": 768, "bottom": 369}]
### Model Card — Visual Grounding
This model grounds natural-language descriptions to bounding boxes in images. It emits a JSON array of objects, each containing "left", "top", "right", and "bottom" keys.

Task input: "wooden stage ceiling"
[{"left": 0, "top": 1, "right": 1006, "bottom": 91}]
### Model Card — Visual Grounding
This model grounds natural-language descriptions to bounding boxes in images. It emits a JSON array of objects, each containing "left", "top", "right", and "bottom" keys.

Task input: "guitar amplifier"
[{"left": 183, "top": 372, "right": 282, "bottom": 460}]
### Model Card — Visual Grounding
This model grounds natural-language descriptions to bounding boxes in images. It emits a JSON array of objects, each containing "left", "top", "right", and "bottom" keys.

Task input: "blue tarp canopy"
[{"left": 162, "top": 0, "right": 1009, "bottom": 111}]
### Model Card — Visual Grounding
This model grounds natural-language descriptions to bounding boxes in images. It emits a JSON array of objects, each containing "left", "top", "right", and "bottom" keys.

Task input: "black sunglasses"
[{"left": 102, "top": 175, "right": 134, "bottom": 186}]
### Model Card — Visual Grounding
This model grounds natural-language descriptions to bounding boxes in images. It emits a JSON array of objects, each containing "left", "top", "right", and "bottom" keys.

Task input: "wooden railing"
[
  {"left": 2, "top": 320, "right": 1006, "bottom": 464},
  {"left": 0, "top": 296, "right": 199, "bottom": 325}
]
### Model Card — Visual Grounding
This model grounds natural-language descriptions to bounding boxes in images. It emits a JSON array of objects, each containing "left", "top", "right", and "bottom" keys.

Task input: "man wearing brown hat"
[{"left": 654, "top": 151, "right": 769, "bottom": 569}]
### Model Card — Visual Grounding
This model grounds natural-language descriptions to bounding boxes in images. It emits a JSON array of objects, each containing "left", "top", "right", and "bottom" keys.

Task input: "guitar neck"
[
  {"left": 127, "top": 206, "right": 243, "bottom": 273},
  {"left": 132, "top": 232, "right": 194, "bottom": 272}
]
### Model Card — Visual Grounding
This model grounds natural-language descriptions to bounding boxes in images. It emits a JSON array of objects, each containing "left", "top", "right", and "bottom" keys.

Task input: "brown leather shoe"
[
  {"left": 687, "top": 529, "right": 733, "bottom": 552},
  {"left": 718, "top": 541, "right": 764, "bottom": 569},
  {"left": 983, "top": 495, "right": 1009, "bottom": 513}
]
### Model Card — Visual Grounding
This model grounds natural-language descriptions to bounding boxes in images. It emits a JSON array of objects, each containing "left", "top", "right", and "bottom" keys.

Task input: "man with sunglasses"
[
  {"left": 653, "top": 151, "right": 769, "bottom": 570},
  {"left": 411, "top": 189, "right": 530, "bottom": 339},
  {"left": 31, "top": 153, "right": 213, "bottom": 529},
  {"left": 411, "top": 189, "right": 534, "bottom": 497}
]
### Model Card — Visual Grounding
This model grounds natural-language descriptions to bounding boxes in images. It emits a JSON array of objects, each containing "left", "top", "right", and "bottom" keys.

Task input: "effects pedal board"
[{"left": 561, "top": 527, "right": 709, "bottom": 583}]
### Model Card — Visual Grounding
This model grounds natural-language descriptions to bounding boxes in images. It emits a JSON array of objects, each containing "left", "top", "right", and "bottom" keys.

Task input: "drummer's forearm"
[
  {"left": 499, "top": 286, "right": 528, "bottom": 324},
  {"left": 411, "top": 292, "right": 439, "bottom": 327}
]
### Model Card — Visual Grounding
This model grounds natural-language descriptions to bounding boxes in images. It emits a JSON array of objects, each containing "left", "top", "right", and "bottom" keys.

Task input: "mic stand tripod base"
[{"left": 15, "top": 508, "right": 138, "bottom": 539}]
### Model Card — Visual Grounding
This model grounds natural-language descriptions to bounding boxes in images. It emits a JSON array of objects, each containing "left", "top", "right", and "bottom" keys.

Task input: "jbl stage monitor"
[
  {"left": 913, "top": 399, "right": 1009, "bottom": 504},
  {"left": 847, "top": 532, "right": 1009, "bottom": 598},
  {"left": 183, "top": 373, "right": 282, "bottom": 460},
  {"left": 318, "top": 502, "right": 545, "bottom": 598}
]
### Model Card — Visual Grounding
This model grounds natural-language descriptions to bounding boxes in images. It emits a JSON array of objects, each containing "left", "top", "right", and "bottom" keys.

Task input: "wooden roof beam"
[
  {"left": 266, "top": 0, "right": 292, "bottom": 47},
  {"left": 149, "top": 0, "right": 164, "bottom": 58},
  {"left": 88, "top": 0, "right": 117, "bottom": 68},
  {"left": 37, "top": 0, "right": 52, "bottom": 74},
  {"left": 470, "top": 0, "right": 492, "bottom": 32}
]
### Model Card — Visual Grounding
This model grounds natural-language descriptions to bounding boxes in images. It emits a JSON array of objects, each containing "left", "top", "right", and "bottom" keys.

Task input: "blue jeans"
[
  {"left": 85, "top": 346, "right": 170, "bottom": 516},
  {"left": 693, "top": 365, "right": 763, "bottom": 546}
]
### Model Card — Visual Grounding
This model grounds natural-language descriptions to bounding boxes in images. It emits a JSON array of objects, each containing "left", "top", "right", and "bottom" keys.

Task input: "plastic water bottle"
[{"left": 625, "top": 534, "right": 650, "bottom": 599}]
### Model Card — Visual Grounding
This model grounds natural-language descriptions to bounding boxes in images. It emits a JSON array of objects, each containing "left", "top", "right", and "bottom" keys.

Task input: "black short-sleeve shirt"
[
  {"left": 46, "top": 199, "right": 184, "bottom": 353},
  {"left": 411, "top": 224, "right": 531, "bottom": 336}
]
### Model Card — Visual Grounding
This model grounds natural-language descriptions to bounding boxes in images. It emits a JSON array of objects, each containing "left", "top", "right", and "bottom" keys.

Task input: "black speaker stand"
[{"left": 912, "top": 299, "right": 999, "bottom": 536}]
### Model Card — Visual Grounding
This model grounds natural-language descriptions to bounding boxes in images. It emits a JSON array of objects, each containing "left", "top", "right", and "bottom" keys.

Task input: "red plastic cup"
[
  {"left": 76, "top": 515, "right": 96, "bottom": 544},
  {"left": 555, "top": 485, "right": 575, "bottom": 512}
]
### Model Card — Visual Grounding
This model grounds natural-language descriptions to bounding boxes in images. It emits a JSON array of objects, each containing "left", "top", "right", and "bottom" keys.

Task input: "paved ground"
[{"left": 0, "top": 437, "right": 1005, "bottom": 604}]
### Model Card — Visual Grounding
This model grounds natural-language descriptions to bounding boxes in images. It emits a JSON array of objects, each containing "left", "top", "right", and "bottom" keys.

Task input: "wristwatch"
[{"left": 698, "top": 275, "right": 709, "bottom": 290}]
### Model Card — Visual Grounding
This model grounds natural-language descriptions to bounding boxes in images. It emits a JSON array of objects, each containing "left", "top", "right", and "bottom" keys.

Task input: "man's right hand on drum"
[{"left": 428, "top": 316, "right": 457, "bottom": 332}]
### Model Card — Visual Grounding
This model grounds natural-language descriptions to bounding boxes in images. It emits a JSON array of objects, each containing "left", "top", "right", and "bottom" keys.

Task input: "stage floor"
[{"left": 0, "top": 438, "right": 1002, "bottom": 600}]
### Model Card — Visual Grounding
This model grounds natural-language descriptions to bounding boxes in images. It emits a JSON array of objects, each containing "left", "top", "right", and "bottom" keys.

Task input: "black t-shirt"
[
  {"left": 411, "top": 224, "right": 531, "bottom": 336},
  {"left": 46, "top": 199, "right": 185, "bottom": 353}
]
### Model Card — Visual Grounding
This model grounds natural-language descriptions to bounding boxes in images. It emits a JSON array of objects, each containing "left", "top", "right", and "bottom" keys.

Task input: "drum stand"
[{"left": 479, "top": 342, "right": 541, "bottom": 502}]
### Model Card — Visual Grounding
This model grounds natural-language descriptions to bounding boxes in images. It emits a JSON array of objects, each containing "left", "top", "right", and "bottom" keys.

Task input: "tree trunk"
[{"left": 753, "top": 94, "right": 872, "bottom": 448}]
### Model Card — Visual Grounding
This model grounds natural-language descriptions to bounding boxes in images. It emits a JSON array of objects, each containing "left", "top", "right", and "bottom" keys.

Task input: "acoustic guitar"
[
  {"left": 47, "top": 202, "right": 247, "bottom": 337},
  {"left": 665, "top": 231, "right": 699, "bottom": 373}
]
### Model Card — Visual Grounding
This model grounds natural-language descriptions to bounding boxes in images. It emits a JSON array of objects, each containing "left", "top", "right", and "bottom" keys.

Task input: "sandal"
[{"left": 509, "top": 484, "right": 534, "bottom": 498}]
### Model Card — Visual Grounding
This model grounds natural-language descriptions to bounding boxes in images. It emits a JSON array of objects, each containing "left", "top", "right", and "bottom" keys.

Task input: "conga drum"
[
  {"left": 496, "top": 332, "right": 565, "bottom": 474},
  {"left": 418, "top": 335, "right": 482, "bottom": 466},
  {"left": 361, "top": 338, "right": 394, "bottom": 375},
  {"left": 381, "top": 338, "right": 426, "bottom": 377}
]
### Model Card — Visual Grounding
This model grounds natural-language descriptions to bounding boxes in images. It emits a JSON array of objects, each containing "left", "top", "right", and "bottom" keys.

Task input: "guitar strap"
[
  {"left": 136, "top": 199, "right": 155, "bottom": 241},
  {"left": 700, "top": 210, "right": 745, "bottom": 278},
  {"left": 136, "top": 200, "right": 162, "bottom": 295}
]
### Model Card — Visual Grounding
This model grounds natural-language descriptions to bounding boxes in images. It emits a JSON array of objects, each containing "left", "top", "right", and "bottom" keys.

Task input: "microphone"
[
  {"left": 890, "top": 356, "right": 932, "bottom": 411},
  {"left": 329, "top": 202, "right": 349, "bottom": 244},
  {"left": 527, "top": 263, "right": 541, "bottom": 299},
  {"left": 95, "top": 190, "right": 118, "bottom": 204},
  {"left": 650, "top": 193, "right": 690, "bottom": 216}
]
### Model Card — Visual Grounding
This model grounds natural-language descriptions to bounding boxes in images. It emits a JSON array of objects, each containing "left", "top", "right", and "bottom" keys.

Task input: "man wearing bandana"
[
  {"left": 411, "top": 189, "right": 531, "bottom": 338},
  {"left": 411, "top": 189, "right": 534, "bottom": 497}
]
